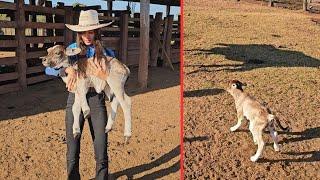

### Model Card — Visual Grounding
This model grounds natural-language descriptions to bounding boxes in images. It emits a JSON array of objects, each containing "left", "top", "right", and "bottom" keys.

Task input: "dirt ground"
[
  {"left": 184, "top": 0, "right": 320, "bottom": 179},
  {"left": 0, "top": 64, "right": 180, "bottom": 179}
]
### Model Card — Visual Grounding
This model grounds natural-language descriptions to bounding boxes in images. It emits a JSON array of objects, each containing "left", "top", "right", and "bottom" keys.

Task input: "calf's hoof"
[
  {"left": 124, "top": 136, "right": 131, "bottom": 144},
  {"left": 230, "top": 126, "right": 239, "bottom": 132},
  {"left": 83, "top": 109, "right": 91, "bottom": 119},
  {"left": 250, "top": 155, "right": 259, "bottom": 162},
  {"left": 105, "top": 128, "right": 112, "bottom": 133},
  {"left": 73, "top": 128, "right": 81, "bottom": 139},
  {"left": 73, "top": 132, "right": 81, "bottom": 139}
]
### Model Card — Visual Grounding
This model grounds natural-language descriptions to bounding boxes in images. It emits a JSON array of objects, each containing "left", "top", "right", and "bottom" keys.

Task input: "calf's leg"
[
  {"left": 107, "top": 76, "right": 132, "bottom": 143},
  {"left": 72, "top": 93, "right": 82, "bottom": 139},
  {"left": 77, "top": 79, "right": 90, "bottom": 119}
]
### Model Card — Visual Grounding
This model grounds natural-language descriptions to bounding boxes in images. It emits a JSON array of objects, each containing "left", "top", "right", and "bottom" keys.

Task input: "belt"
[{"left": 87, "top": 87, "right": 106, "bottom": 99}]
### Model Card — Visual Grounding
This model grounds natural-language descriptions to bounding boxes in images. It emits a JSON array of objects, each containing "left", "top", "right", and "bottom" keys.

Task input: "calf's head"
[
  {"left": 41, "top": 45, "right": 68, "bottom": 69},
  {"left": 227, "top": 80, "right": 247, "bottom": 93}
]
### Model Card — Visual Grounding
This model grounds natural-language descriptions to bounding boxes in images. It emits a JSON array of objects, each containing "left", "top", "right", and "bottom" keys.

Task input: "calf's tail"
[{"left": 267, "top": 114, "right": 290, "bottom": 132}]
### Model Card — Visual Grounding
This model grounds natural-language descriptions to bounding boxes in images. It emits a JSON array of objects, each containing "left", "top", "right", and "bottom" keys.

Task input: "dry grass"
[{"left": 184, "top": 0, "right": 320, "bottom": 179}]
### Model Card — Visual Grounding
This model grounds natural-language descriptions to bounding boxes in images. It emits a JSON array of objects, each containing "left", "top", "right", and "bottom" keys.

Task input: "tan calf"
[
  {"left": 41, "top": 45, "right": 132, "bottom": 143},
  {"left": 226, "top": 80, "right": 289, "bottom": 162}
]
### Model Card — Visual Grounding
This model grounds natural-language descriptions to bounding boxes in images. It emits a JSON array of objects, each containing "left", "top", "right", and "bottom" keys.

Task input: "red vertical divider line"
[{"left": 179, "top": 0, "right": 184, "bottom": 179}]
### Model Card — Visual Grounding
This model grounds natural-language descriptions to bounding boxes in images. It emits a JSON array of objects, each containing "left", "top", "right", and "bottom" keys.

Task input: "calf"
[
  {"left": 41, "top": 45, "right": 132, "bottom": 143},
  {"left": 226, "top": 80, "right": 289, "bottom": 162}
]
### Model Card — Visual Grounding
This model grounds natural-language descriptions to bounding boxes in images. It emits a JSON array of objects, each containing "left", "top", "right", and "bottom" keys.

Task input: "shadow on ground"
[
  {"left": 0, "top": 64, "right": 180, "bottom": 121},
  {"left": 234, "top": 126, "right": 320, "bottom": 163},
  {"left": 110, "top": 145, "right": 180, "bottom": 179},
  {"left": 184, "top": 136, "right": 210, "bottom": 143},
  {"left": 259, "top": 150, "right": 320, "bottom": 163},
  {"left": 185, "top": 43, "right": 320, "bottom": 74},
  {"left": 183, "top": 88, "right": 225, "bottom": 97}
]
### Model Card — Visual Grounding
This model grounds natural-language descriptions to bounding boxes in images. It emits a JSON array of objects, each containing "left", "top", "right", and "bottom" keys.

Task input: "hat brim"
[{"left": 65, "top": 21, "right": 113, "bottom": 32}]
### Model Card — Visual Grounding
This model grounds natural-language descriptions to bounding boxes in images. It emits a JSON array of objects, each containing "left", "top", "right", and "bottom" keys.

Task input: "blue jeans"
[{"left": 65, "top": 92, "right": 108, "bottom": 180}]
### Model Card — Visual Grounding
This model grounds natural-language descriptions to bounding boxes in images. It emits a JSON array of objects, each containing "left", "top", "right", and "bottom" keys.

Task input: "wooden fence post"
[
  {"left": 303, "top": 0, "right": 308, "bottom": 11},
  {"left": 16, "top": 0, "right": 27, "bottom": 89},
  {"left": 138, "top": 0, "right": 149, "bottom": 89},
  {"left": 120, "top": 12, "right": 128, "bottom": 64},
  {"left": 29, "top": 0, "right": 38, "bottom": 48},
  {"left": 64, "top": 6, "right": 74, "bottom": 46},
  {"left": 166, "top": 5, "right": 170, "bottom": 17},
  {"left": 107, "top": 0, "right": 113, "bottom": 16},
  {"left": 269, "top": 0, "right": 274, "bottom": 7},
  {"left": 44, "top": 1, "right": 54, "bottom": 48},
  {"left": 150, "top": 12, "right": 162, "bottom": 67},
  {"left": 161, "top": 17, "right": 167, "bottom": 60},
  {"left": 72, "top": 11, "right": 80, "bottom": 41},
  {"left": 164, "top": 15, "right": 173, "bottom": 67},
  {"left": 134, "top": 13, "right": 140, "bottom": 28},
  {"left": 55, "top": 2, "right": 65, "bottom": 45}
]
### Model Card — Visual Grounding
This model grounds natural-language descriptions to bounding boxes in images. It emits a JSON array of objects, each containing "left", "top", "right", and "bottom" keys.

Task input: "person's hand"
[
  {"left": 65, "top": 67, "right": 77, "bottom": 91},
  {"left": 88, "top": 58, "right": 108, "bottom": 80}
]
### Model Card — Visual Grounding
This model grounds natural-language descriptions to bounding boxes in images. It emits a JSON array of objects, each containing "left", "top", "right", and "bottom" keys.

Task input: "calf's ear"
[
  {"left": 66, "top": 47, "right": 81, "bottom": 56},
  {"left": 47, "top": 47, "right": 53, "bottom": 53}
]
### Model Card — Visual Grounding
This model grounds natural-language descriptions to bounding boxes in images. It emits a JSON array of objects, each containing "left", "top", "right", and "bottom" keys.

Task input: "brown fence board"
[
  {"left": 27, "top": 66, "right": 45, "bottom": 74},
  {"left": 128, "top": 38, "right": 140, "bottom": 50},
  {"left": 26, "top": 51, "right": 47, "bottom": 59},
  {"left": 128, "top": 49, "right": 140, "bottom": 55},
  {"left": 0, "top": 83, "right": 20, "bottom": 94},
  {"left": 27, "top": 75, "right": 53, "bottom": 85},
  {"left": 101, "top": 37, "right": 120, "bottom": 48},
  {"left": 101, "top": 37, "right": 119, "bottom": 41},
  {"left": 101, "top": 27, "right": 121, "bottom": 32},
  {"left": 73, "top": 5, "right": 101, "bottom": 11},
  {"left": 0, "top": 40, "right": 18, "bottom": 47},
  {"left": 128, "top": 28, "right": 140, "bottom": 32},
  {"left": 25, "top": 22, "right": 65, "bottom": 29},
  {"left": 0, "top": 20, "right": 17, "bottom": 28},
  {"left": 0, "top": 1, "right": 16, "bottom": 10},
  {"left": 0, "top": 9, "right": 15, "bottom": 15},
  {"left": 0, "top": 72, "right": 19, "bottom": 81},
  {"left": 128, "top": 17, "right": 140, "bottom": 22},
  {"left": 127, "top": 54, "right": 140, "bottom": 66},
  {"left": 25, "top": 36, "right": 64, "bottom": 44},
  {"left": 24, "top": 5, "right": 65, "bottom": 15},
  {"left": 99, "top": 16, "right": 120, "bottom": 21},
  {"left": 97, "top": 9, "right": 130, "bottom": 14},
  {"left": 0, "top": 57, "right": 18, "bottom": 65}
]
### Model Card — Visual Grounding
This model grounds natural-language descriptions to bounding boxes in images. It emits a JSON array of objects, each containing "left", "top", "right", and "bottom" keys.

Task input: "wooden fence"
[
  {"left": 0, "top": 0, "right": 180, "bottom": 94},
  {"left": 307, "top": 0, "right": 320, "bottom": 12}
]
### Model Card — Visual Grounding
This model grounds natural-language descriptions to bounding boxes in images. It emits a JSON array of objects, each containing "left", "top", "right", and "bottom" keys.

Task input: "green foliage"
[{"left": 72, "top": 3, "right": 86, "bottom": 7}]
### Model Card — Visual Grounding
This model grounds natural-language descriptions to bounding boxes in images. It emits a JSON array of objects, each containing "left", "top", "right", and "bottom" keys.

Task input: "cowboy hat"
[{"left": 65, "top": 9, "right": 113, "bottom": 32}]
